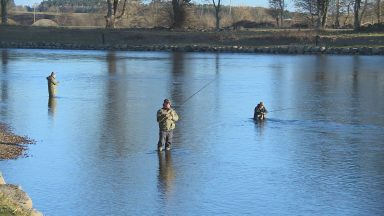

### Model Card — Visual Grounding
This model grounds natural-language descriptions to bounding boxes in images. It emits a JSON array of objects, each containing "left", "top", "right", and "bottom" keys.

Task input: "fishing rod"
[
  {"left": 158, "top": 76, "right": 217, "bottom": 124},
  {"left": 267, "top": 107, "right": 295, "bottom": 113},
  {"left": 158, "top": 76, "right": 218, "bottom": 123},
  {"left": 174, "top": 76, "right": 218, "bottom": 108}
]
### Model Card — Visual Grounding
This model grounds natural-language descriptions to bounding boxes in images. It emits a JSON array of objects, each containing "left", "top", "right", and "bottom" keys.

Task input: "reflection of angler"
[
  {"left": 47, "top": 72, "right": 59, "bottom": 98},
  {"left": 48, "top": 97, "right": 56, "bottom": 109},
  {"left": 48, "top": 97, "right": 57, "bottom": 116},
  {"left": 158, "top": 151, "right": 175, "bottom": 193}
]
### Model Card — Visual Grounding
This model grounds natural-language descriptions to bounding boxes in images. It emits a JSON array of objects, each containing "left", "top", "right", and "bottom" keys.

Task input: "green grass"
[{"left": 0, "top": 193, "right": 31, "bottom": 216}]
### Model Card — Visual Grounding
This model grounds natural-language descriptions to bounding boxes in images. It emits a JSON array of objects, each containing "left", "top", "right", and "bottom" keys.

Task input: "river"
[{"left": 0, "top": 49, "right": 383, "bottom": 215}]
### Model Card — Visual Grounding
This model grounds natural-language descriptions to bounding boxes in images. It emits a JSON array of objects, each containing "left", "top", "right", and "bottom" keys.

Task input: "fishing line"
[
  {"left": 177, "top": 76, "right": 218, "bottom": 107},
  {"left": 267, "top": 107, "right": 295, "bottom": 113}
]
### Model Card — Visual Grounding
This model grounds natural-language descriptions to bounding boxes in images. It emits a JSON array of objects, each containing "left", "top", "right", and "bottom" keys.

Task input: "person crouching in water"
[
  {"left": 47, "top": 72, "right": 59, "bottom": 98},
  {"left": 157, "top": 99, "right": 179, "bottom": 151},
  {"left": 254, "top": 101, "right": 268, "bottom": 120}
]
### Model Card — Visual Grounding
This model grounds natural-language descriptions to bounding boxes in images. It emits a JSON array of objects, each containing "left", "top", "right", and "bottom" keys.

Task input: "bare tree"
[
  {"left": 375, "top": 0, "right": 382, "bottom": 22},
  {"left": 1, "top": 0, "right": 9, "bottom": 24},
  {"left": 295, "top": 0, "right": 317, "bottom": 27},
  {"left": 334, "top": 0, "right": 341, "bottom": 27},
  {"left": 170, "top": 0, "right": 191, "bottom": 28},
  {"left": 212, "top": 0, "right": 221, "bottom": 30},
  {"left": 353, "top": 0, "right": 362, "bottom": 29},
  {"left": 269, "top": 0, "right": 285, "bottom": 27},
  {"left": 329, "top": 0, "right": 356, "bottom": 28},
  {"left": 344, "top": 0, "right": 355, "bottom": 26},
  {"left": 105, "top": 0, "right": 128, "bottom": 28},
  {"left": 295, "top": 0, "right": 329, "bottom": 29},
  {"left": 353, "top": 0, "right": 369, "bottom": 29},
  {"left": 316, "top": 0, "right": 330, "bottom": 29}
]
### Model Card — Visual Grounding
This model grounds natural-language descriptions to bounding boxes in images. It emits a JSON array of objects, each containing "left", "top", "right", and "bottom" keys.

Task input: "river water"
[{"left": 0, "top": 49, "right": 383, "bottom": 215}]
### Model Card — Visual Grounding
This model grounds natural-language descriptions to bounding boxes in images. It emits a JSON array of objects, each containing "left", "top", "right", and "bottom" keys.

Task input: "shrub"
[{"left": 232, "top": 20, "right": 275, "bottom": 30}]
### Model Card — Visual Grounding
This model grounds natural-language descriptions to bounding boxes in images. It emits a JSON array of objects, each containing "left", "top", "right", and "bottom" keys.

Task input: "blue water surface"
[{"left": 0, "top": 49, "right": 383, "bottom": 215}]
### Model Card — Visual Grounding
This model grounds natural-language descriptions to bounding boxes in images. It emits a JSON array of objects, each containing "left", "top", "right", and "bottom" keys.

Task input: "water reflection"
[
  {"left": 254, "top": 119, "right": 266, "bottom": 136},
  {"left": 99, "top": 51, "right": 129, "bottom": 157},
  {"left": 1, "top": 50, "right": 9, "bottom": 117},
  {"left": 1, "top": 49, "right": 8, "bottom": 66},
  {"left": 157, "top": 151, "right": 175, "bottom": 198},
  {"left": 168, "top": 52, "right": 186, "bottom": 150},
  {"left": 106, "top": 51, "right": 117, "bottom": 74},
  {"left": 170, "top": 51, "right": 185, "bottom": 106},
  {"left": 1, "top": 49, "right": 9, "bottom": 101},
  {"left": 167, "top": 52, "right": 222, "bottom": 151},
  {"left": 47, "top": 97, "right": 57, "bottom": 118},
  {"left": 350, "top": 56, "right": 362, "bottom": 124},
  {"left": 0, "top": 50, "right": 383, "bottom": 215}
]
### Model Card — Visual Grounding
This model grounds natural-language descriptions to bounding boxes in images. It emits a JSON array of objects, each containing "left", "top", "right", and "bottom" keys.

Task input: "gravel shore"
[{"left": 0, "top": 123, "right": 34, "bottom": 160}]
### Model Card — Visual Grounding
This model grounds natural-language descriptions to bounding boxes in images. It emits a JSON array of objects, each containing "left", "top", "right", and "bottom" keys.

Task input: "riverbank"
[
  {"left": 1, "top": 25, "right": 384, "bottom": 55},
  {"left": 0, "top": 173, "right": 42, "bottom": 216},
  {"left": 0, "top": 124, "right": 39, "bottom": 215}
]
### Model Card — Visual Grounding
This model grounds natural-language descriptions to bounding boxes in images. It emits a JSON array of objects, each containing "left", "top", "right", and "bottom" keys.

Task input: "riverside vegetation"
[
  {"left": 1, "top": 1, "right": 383, "bottom": 55},
  {"left": 1, "top": 25, "right": 384, "bottom": 55},
  {"left": 0, "top": 175, "right": 42, "bottom": 216}
]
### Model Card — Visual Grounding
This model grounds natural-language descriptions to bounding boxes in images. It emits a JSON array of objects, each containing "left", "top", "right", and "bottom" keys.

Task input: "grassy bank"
[
  {"left": 0, "top": 125, "right": 37, "bottom": 216},
  {"left": 0, "top": 193, "right": 32, "bottom": 216},
  {"left": 1, "top": 25, "right": 384, "bottom": 48}
]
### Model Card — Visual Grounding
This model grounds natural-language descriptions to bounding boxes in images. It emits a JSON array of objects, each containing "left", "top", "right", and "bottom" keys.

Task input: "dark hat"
[{"left": 163, "top": 99, "right": 171, "bottom": 104}]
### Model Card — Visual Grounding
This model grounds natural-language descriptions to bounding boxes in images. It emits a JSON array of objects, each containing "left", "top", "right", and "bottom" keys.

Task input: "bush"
[
  {"left": 291, "top": 22, "right": 310, "bottom": 29},
  {"left": 358, "top": 23, "right": 384, "bottom": 32},
  {"left": 232, "top": 20, "right": 275, "bottom": 30}
]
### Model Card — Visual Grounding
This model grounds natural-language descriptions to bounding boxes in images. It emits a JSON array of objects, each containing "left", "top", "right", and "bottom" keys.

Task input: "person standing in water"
[
  {"left": 47, "top": 72, "right": 59, "bottom": 98},
  {"left": 254, "top": 101, "right": 268, "bottom": 120},
  {"left": 157, "top": 99, "right": 179, "bottom": 151}
]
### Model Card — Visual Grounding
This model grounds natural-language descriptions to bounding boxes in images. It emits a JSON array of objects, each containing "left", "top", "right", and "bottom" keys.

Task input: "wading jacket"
[
  {"left": 254, "top": 106, "right": 267, "bottom": 119},
  {"left": 47, "top": 75, "right": 58, "bottom": 97},
  {"left": 157, "top": 108, "right": 179, "bottom": 131}
]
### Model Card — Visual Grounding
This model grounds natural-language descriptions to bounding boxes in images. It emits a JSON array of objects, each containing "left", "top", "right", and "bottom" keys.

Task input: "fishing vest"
[{"left": 157, "top": 108, "right": 179, "bottom": 131}]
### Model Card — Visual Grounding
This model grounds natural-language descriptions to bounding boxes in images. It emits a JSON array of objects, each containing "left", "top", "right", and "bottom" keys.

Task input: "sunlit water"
[{"left": 0, "top": 49, "right": 383, "bottom": 215}]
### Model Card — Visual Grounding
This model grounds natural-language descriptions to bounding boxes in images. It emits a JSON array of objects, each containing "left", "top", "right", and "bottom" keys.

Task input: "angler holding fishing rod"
[
  {"left": 155, "top": 75, "right": 217, "bottom": 151},
  {"left": 46, "top": 72, "right": 59, "bottom": 98},
  {"left": 254, "top": 101, "right": 268, "bottom": 120},
  {"left": 253, "top": 102, "right": 297, "bottom": 121},
  {"left": 156, "top": 99, "right": 179, "bottom": 151}
]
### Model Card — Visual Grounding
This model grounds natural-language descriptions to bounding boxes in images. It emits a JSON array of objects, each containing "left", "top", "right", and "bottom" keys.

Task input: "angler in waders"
[
  {"left": 157, "top": 99, "right": 179, "bottom": 151},
  {"left": 47, "top": 72, "right": 59, "bottom": 98},
  {"left": 254, "top": 101, "right": 268, "bottom": 120}
]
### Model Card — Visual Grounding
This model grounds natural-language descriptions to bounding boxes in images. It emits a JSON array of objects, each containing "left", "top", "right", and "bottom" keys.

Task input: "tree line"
[
  {"left": 1, "top": 0, "right": 383, "bottom": 30},
  {"left": 269, "top": 0, "right": 383, "bottom": 30}
]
